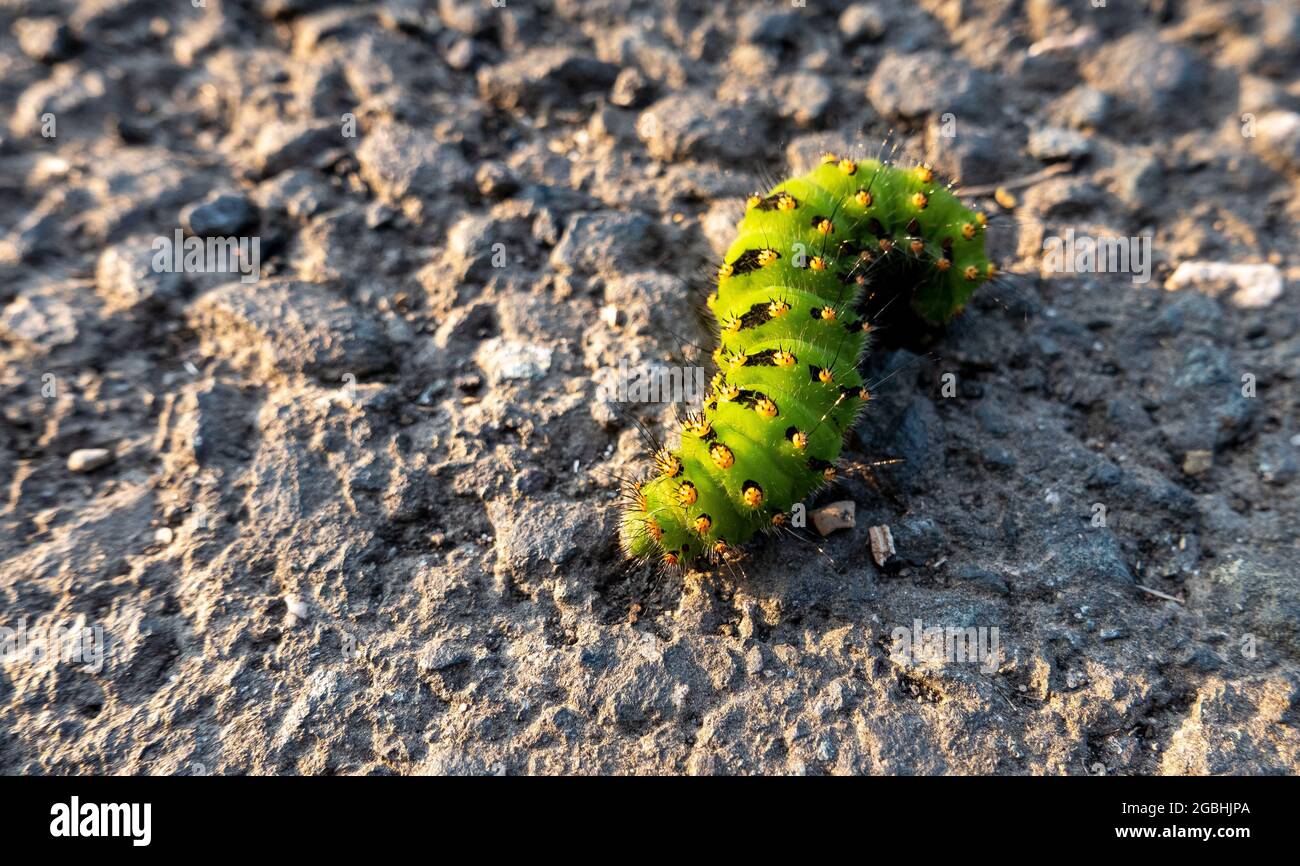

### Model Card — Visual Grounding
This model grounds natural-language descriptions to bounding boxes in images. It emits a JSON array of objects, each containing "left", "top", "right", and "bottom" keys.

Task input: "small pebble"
[
  {"left": 67, "top": 448, "right": 113, "bottom": 473},
  {"left": 14, "top": 17, "right": 76, "bottom": 63},
  {"left": 285, "top": 595, "right": 309, "bottom": 622},
  {"left": 445, "top": 38, "right": 475, "bottom": 71},
  {"left": 812, "top": 500, "right": 855, "bottom": 536},
  {"left": 839, "top": 3, "right": 887, "bottom": 44},
  {"left": 868, "top": 524, "right": 895, "bottom": 568},
  {"left": 1027, "top": 125, "right": 1091, "bottom": 162},
  {"left": 1027, "top": 27, "right": 1097, "bottom": 58},
  {"left": 153, "top": 526, "right": 174, "bottom": 545},
  {"left": 181, "top": 193, "right": 258, "bottom": 238},
  {"left": 474, "top": 162, "right": 518, "bottom": 199},
  {"left": 744, "top": 645, "right": 764, "bottom": 675},
  {"left": 610, "top": 67, "right": 653, "bottom": 108},
  {"left": 1166, "top": 261, "right": 1283, "bottom": 309},
  {"left": 1182, "top": 450, "right": 1213, "bottom": 476}
]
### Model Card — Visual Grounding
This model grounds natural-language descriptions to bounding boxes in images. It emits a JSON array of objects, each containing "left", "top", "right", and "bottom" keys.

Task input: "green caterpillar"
[{"left": 620, "top": 153, "right": 994, "bottom": 569}]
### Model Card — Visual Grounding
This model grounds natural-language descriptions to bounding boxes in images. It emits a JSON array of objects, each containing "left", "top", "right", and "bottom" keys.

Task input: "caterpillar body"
[{"left": 620, "top": 154, "right": 994, "bottom": 569}]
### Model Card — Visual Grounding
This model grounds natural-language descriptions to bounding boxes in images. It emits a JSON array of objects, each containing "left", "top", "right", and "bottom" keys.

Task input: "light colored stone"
[
  {"left": 1, "top": 291, "right": 79, "bottom": 348},
  {"left": 1027, "top": 26, "right": 1098, "bottom": 57},
  {"left": 67, "top": 448, "right": 113, "bottom": 473},
  {"left": 868, "top": 524, "right": 895, "bottom": 567},
  {"left": 1166, "top": 261, "right": 1284, "bottom": 308},
  {"left": 1027, "top": 125, "right": 1091, "bottom": 161},
  {"left": 1255, "top": 111, "right": 1300, "bottom": 172},
  {"left": 839, "top": 3, "right": 887, "bottom": 43},
  {"left": 475, "top": 338, "right": 553, "bottom": 383},
  {"left": 812, "top": 500, "right": 856, "bottom": 536},
  {"left": 1183, "top": 450, "right": 1214, "bottom": 476},
  {"left": 285, "top": 595, "right": 309, "bottom": 622}
]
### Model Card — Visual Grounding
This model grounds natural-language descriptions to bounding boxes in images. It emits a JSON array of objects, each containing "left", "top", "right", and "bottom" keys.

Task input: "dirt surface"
[{"left": 1, "top": 0, "right": 1297, "bottom": 775}]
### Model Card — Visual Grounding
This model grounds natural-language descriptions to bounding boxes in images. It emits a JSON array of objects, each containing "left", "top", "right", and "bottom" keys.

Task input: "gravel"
[{"left": 0, "top": 0, "right": 1295, "bottom": 777}]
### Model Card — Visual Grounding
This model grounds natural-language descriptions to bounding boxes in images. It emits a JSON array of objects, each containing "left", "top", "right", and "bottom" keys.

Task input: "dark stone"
[
  {"left": 478, "top": 47, "right": 619, "bottom": 112},
  {"left": 638, "top": 90, "right": 772, "bottom": 163},
  {"left": 1082, "top": 31, "right": 1210, "bottom": 127},
  {"left": 181, "top": 193, "right": 258, "bottom": 238},
  {"left": 1086, "top": 461, "right": 1123, "bottom": 489},
  {"left": 953, "top": 565, "right": 1010, "bottom": 595},
  {"left": 188, "top": 280, "right": 396, "bottom": 381},
  {"left": 869, "top": 50, "right": 993, "bottom": 119},
  {"left": 549, "top": 211, "right": 659, "bottom": 275}
]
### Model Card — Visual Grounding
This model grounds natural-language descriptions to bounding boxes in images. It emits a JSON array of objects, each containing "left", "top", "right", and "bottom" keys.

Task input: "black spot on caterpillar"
[{"left": 621, "top": 154, "right": 993, "bottom": 569}]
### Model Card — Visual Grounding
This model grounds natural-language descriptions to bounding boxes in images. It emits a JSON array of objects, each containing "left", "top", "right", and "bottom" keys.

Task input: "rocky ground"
[{"left": 1, "top": 0, "right": 1297, "bottom": 775}]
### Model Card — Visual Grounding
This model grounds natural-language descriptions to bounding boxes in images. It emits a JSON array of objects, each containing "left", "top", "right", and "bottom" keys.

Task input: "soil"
[{"left": 1, "top": 0, "right": 1297, "bottom": 775}]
